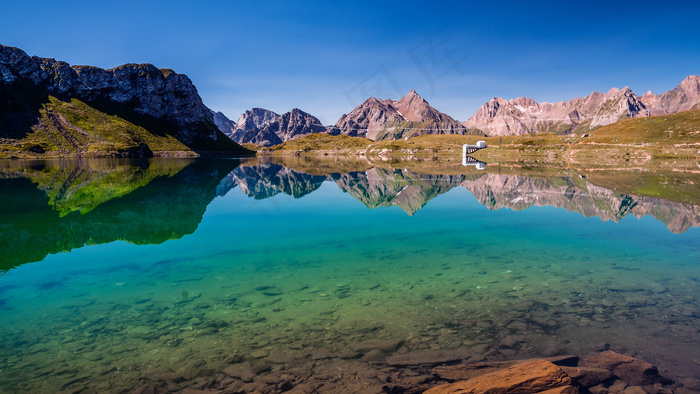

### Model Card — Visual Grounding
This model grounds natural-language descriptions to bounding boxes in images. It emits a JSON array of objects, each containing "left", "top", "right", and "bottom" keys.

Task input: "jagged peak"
[
  {"left": 359, "top": 96, "right": 393, "bottom": 109},
  {"left": 364, "top": 96, "right": 382, "bottom": 103},
  {"left": 483, "top": 97, "right": 507, "bottom": 107},
  {"left": 403, "top": 89, "right": 421, "bottom": 99},
  {"left": 160, "top": 68, "right": 176, "bottom": 78},
  {"left": 678, "top": 75, "right": 700, "bottom": 91},
  {"left": 248, "top": 107, "right": 279, "bottom": 116},
  {"left": 510, "top": 97, "right": 538, "bottom": 107},
  {"left": 109, "top": 63, "right": 159, "bottom": 72},
  {"left": 284, "top": 108, "right": 318, "bottom": 120},
  {"left": 0, "top": 43, "right": 27, "bottom": 55},
  {"left": 73, "top": 65, "right": 104, "bottom": 71},
  {"left": 403, "top": 89, "right": 428, "bottom": 103}
]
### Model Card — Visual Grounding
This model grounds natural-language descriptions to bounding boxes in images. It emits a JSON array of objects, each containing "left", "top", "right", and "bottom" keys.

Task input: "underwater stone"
[
  {"left": 619, "top": 386, "right": 647, "bottom": 394},
  {"left": 507, "top": 321, "right": 528, "bottom": 331},
  {"left": 579, "top": 351, "right": 668, "bottom": 386},
  {"left": 352, "top": 338, "right": 404, "bottom": 354},
  {"left": 386, "top": 349, "right": 472, "bottom": 366},
  {"left": 499, "top": 336, "right": 517, "bottom": 349},
  {"left": 250, "top": 349, "right": 270, "bottom": 359},
  {"left": 223, "top": 363, "right": 256, "bottom": 382},
  {"left": 254, "top": 285, "right": 284, "bottom": 296},
  {"left": 559, "top": 366, "right": 613, "bottom": 388},
  {"left": 361, "top": 349, "right": 386, "bottom": 363},
  {"left": 310, "top": 348, "right": 332, "bottom": 360}
]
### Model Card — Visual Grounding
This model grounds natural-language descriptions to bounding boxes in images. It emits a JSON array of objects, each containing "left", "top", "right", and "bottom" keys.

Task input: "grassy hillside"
[
  {"left": 0, "top": 85, "right": 254, "bottom": 158},
  {"left": 587, "top": 109, "right": 700, "bottom": 144},
  {"left": 264, "top": 110, "right": 700, "bottom": 169}
]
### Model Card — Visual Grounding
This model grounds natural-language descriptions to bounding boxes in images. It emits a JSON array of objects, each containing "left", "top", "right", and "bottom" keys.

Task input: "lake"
[{"left": 0, "top": 157, "right": 699, "bottom": 393}]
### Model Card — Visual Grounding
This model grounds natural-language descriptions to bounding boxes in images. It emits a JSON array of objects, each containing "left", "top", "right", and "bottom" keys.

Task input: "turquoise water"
[{"left": 0, "top": 158, "right": 699, "bottom": 392}]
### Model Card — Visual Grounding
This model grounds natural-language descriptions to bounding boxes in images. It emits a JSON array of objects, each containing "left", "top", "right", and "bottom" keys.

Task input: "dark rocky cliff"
[{"left": 0, "top": 44, "right": 252, "bottom": 156}]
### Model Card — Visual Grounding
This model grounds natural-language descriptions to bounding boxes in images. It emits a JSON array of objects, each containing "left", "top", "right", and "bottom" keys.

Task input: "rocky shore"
[{"left": 130, "top": 349, "right": 695, "bottom": 393}]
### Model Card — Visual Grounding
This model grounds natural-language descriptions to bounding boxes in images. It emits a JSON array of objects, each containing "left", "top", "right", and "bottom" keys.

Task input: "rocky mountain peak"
[
  {"left": 678, "top": 75, "right": 700, "bottom": 95},
  {"left": 641, "top": 75, "right": 700, "bottom": 115},
  {"left": 400, "top": 89, "right": 422, "bottom": 101},
  {"left": 619, "top": 86, "right": 633, "bottom": 95},
  {"left": 210, "top": 110, "right": 236, "bottom": 138},
  {"left": 228, "top": 107, "right": 328, "bottom": 147},
  {"left": 233, "top": 108, "right": 279, "bottom": 134},
  {"left": 463, "top": 82, "right": 671, "bottom": 136},
  {"left": 395, "top": 90, "right": 434, "bottom": 122},
  {"left": 336, "top": 90, "right": 469, "bottom": 140}
]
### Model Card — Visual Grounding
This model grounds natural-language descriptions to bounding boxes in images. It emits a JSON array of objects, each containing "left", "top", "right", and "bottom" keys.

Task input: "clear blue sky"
[{"left": 2, "top": 1, "right": 699, "bottom": 124}]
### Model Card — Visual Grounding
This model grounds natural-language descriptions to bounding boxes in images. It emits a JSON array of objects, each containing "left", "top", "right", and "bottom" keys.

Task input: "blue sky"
[{"left": 2, "top": 1, "right": 699, "bottom": 124}]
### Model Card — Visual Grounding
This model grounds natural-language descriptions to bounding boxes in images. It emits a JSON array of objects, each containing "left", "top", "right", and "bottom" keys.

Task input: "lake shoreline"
[{"left": 129, "top": 348, "right": 687, "bottom": 393}]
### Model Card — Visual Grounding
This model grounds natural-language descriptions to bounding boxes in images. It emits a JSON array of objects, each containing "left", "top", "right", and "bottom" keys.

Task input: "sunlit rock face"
[
  {"left": 641, "top": 75, "right": 700, "bottom": 116},
  {"left": 335, "top": 90, "right": 470, "bottom": 140},
  {"left": 229, "top": 108, "right": 331, "bottom": 147},
  {"left": 463, "top": 87, "right": 650, "bottom": 136},
  {"left": 463, "top": 76, "right": 700, "bottom": 136}
]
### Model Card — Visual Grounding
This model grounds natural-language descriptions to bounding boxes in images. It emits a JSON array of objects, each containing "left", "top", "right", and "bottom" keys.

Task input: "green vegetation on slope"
[
  {"left": 269, "top": 133, "right": 375, "bottom": 152},
  {"left": 588, "top": 109, "right": 700, "bottom": 144},
  {"left": 0, "top": 82, "right": 254, "bottom": 157}
]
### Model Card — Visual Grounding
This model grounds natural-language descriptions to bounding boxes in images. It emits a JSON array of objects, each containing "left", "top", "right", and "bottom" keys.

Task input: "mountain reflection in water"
[
  {"left": 0, "top": 158, "right": 239, "bottom": 271},
  {"left": 1, "top": 157, "right": 699, "bottom": 273}
]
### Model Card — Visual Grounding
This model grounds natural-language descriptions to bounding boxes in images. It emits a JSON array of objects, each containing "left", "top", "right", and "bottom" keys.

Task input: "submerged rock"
[
  {"left": 579, "top": 351, "right": 670, "bottom": 386},
  {"left": 386, "top": 349, "right": 472, "bottom": 366},
  {"left": 352, "top": 338, "right": 404, "bottom": 354}
]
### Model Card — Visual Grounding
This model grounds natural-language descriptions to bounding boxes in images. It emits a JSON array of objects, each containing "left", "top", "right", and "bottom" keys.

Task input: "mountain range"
[
  {"left": 2, "top": 43, "right": 699, "bottom": 154},
  {"left": 462, "top": 76, "right": 700, "bottom": 136},
  {"left": 223, "top": 76, "right": 700, "bottom": 145},
  {"left": 334, "top": 89, "right": 472, "bottom": 140}
]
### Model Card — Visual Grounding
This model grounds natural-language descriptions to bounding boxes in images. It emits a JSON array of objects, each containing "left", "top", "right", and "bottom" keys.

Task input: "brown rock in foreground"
[
  {"left": 432, "top": 356, "right": 579, "bottom": 382},
  {"left": 579, "top": 351, "right": 669, "bottom": 386},
  {"left": 425, "top": 359, "right": 577, "bottom": 394}
]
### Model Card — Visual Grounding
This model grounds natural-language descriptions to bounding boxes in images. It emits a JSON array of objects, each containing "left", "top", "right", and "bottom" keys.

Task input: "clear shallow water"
[{"left": 0, "top": 158, "right": 699, "bottom": 392}]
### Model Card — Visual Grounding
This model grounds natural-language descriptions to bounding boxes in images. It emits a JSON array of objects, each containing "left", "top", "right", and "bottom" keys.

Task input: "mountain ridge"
[
  {"left": 463, "top": 76, "right": 700, "bottom": 136},
  {"left": 335, "top": 89, "right": 474, "bottom": 140},
  {"left": 229, "top": 108, "right": 331, "bottom": 147},
  {"left": 0, "top": 44, "right": 253, "bottom": 156}
]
